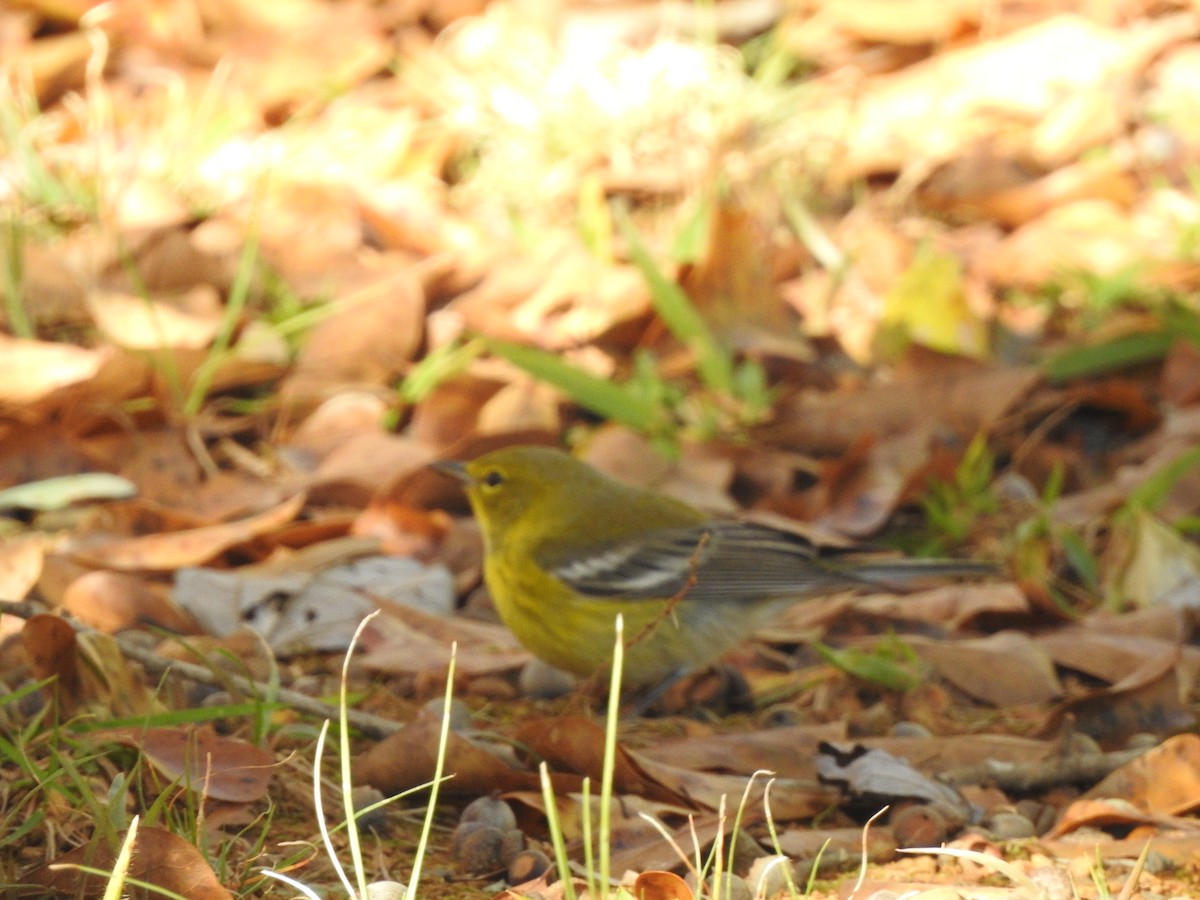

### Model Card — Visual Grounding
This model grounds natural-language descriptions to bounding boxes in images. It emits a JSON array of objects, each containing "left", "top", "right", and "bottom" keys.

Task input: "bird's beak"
[{"left": 431, "top": 459, "right": 471, "bottom": 483}]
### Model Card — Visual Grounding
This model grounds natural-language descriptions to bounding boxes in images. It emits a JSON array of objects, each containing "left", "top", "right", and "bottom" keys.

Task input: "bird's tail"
[{"left": 834, "top": 556, "right": 997, "bottom": 592}]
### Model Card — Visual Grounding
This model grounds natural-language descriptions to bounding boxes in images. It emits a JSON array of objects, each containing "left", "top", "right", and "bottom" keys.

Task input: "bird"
[{"left": 436, "top": 445, "right": 992, "bottom": 689}]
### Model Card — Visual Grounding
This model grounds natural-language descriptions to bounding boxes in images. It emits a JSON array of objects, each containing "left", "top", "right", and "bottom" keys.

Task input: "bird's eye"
[{"left": 482, "top": 469, "right": 504, "bottom": 488}]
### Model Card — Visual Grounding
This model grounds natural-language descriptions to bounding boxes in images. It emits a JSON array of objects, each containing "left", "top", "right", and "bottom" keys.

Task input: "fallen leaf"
[
  {"left": 62, "top": 570, "right": 198, "bottom": 634},
  {"left": 87, "top": 288, "right": 224, "bottom": 350},
  {"left": 21, "top": 825, "right": 232, "bottom": 899},
  {"left": 1115, "top": 509, "right": 1200, "bottom": 608},
  {"left": 67, "top": 493, "right": 307, "bottom": 570},
  {"left": 633, "top": 870, "right": 693, "bottom": 900},
  {"left": 22, "top": 614, "right": 83, "bottom": 711},
  {"left": 0, "top": 336, "right": 108, "bottom": 404},
  {"left": 912, "top": 631, "right": 1063, "bottom": 707},
  {"left": 0, "top": 534, "right": 46, "bottom": 600},
  {"left": 100, "top": 727, "right": 274, "bottom": 803}
]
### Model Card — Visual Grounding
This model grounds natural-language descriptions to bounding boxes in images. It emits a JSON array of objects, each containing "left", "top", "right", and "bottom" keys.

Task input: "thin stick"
[{"left": 2, "top": 600, "right": 403, "bottom": 738}]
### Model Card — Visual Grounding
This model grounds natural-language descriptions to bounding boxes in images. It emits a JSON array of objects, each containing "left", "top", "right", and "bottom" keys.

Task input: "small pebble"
[
  {"left": 420, "top": 697, "right": 474, "bottom": 732},
  {"left": 758, "top": 703, "right": 804, "bottom": 727},
  {"left": 351, "top": 785, "right": 388, "bottom": 831},
  {"left": 365, "top": 881, "right": 407, "bottom": 899},
  {"left": 1126, "top": 733, "right": 1161, "bottom": 750},
  {"left": 459, "top": 795, "right": 517, "bottom": 830},
  {"left": 519, "top": 659, "right": 577, "bottom": 700},
  {"left": 290, "top": 674, "right": 324, "bottom": 696},
  {"left": 987, "top": 811, "right": 1036, "bottom": 841},
  {"left": 746, "top": 855, "right": 795, "bottom": 898},
  {"left": 890, "top": 721, "right": 933, "bottom": 738},
  {"left": 1014, "top": 799, "right": 1056, "bottom": 835},
  {"left": 1027, "top": 865, "right": 1072, "bottom": 900},
  {"left": 685, "top": 871, "right": 752, "bottom": 900},
  {"left": 1061, "top": 732, "right": 1101, "bottom": 755}
]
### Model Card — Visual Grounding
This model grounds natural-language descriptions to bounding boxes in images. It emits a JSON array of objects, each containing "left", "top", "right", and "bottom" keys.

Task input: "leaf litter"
[{"left": 4, "top": 0, "right": 1200, "bottom": 897}]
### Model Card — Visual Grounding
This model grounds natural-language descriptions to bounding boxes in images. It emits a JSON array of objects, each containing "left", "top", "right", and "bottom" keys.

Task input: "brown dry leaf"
[
  {"left": 1049, "top": 798, "right": 1200, "bottom": 840},
  {"left": 87, "top": 288, "right": 225, "bottom": 350},
  {"left": 910, "top": 632, "right": 1063, "bottom": 707},
  {"left": 356, "top": 713, "right": 547, "bottom": 796},
  {"left": 1146, "top": 42, "right": 1200, "bottom": 155},
  {"left": 679, "top": 197, "right": 793, "bottom": 340},
  {"left": 1036, "top": 623, "right": 1193, "bottom": 685},
  {"left": 475, "top": 379, "right": 563, "bottom": 436},
  {"left": 310, "top": 432, "right": 437, "bottom": 507},
  {"left": 807, "top": 0, "right": 981, "bottom": 45},
  {"left": 508, "top": 789, "right": 693, "bottom": 850},
  {"left": 1040, "top": 832, "right": 1200, "bottom": 866},
  {"left": 1114, "top": 509, "right": 1200, "bottom": 608},
  {"left": 351, "top": 500, "right": 452, "bottom": 558},
  {"left": 357, "top": 600, "right": 528, "bottom": 676},
  {"left": 782, "top": 204, "right": 907, "bottom": 360},
  {"left": 1053, "top": 409, "right": 1200, "bottom": 525},
  {"left": 1084, "top": 734, "right": 1200, "bottom": 820},
  {"left": 21, "top": 615, "right": 160, "bottom": 717},
  {"left": 987, "top": 199, "right": 1155, "bottom": 288},
  {"left": 514, "top": 716, "right": 694, "bottom": 807},
  {"left": 607, "top": 812, "right": 728, "bottom": 878},
  {"left": 22, "top": 613, "right": 84, "bottom": 710},
  {"left": 107, "top": 224, "right": 233, "bottom": 297},
  {"left": 1, "top": 29, "right": 92, "bottom": 104},
  {"left": 284, "top": 392, "right": 392, "bottom": 463},
  {"left": 282, "top": 267, "right": 426, "bottom": 411},
  {"left": 407, "top": 374, "right": 507, "bottom": 451},
  {"left": 1161, "top": 338, "right": 1200, "bottom": 406},
  {"left": 0, "top": 534, "right": 46, "bottom": 600},
  {"left": 359, "top": 181, "right": 482, "bottom": 257},
  {"left": 812, "top": 426, "right": 937, "bottom": 537},
  {"left": 0, "top": 423, "right": 98, "bottom": 487},
  {"left": 100, "top": 727, "right": 274, "bottom": 803},
  {"left": 1086, "top": 604, "right": 1195, "bottom": 643},
  {"left": 856, "top": 582, "right": 1031, "bottom": 631},
  {"left": 202, "top": 0, "right": 390, "bottom": 116},
  {"left": 3, "top": 238, "right": 90, "bottom": 330},
  {"left": 108, "top": 176, "right": 193, "bottom": 233},
  {"left": 452, "top": 237, "right": 651, "bottom": 347},
  {"left": 67, "top": 492, "right": 307, "bottom": 571},
  {"left": 22, "top": 825, "right": 232, "bottom": 900},
  {"left": 919, "top": 151, "right": 1138, "bottom": 227},
  {"left": 776, "top": 825, "right": 898, "bottom": 865},
  {"left": 179, "top": 470, "right": 300, "bottom": 524},
  {"left": 633, "top": 870, "right": 694, "bottom": 900},
  {"left": 62, "top": 570, "right": 199, "bottom": 634},
  {"left": 629, "top": 752, "right": 839, "bottom": 820},
  {"left": 1052, "top": 647, "right": 1198, "bottom": 744},
  {"left": 759, "top": 365, "right": 1039, "bottom": 456},
  {"left": 0, "top": 335, "right": 109, "bottom": 405},
  {"left": 802, "top": 14, "right": 1193, "bottom": 182},
  {"left": 582, "top": 428, "right": 738, "bottom": 514},
  {"left": 76, "top": 630, "right": 164, "bottom": 717},
  {"left": 633, "top": 721, "right": 846, "bottom": 778},
  {"left": 85, "top": 427, "right": 203, "bottom": 510}
]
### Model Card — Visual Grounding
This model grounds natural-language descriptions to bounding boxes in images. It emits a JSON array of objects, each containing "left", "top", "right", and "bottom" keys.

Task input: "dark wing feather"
[{"left": 543, "top": 520, "right": 952, "bottom": 604}]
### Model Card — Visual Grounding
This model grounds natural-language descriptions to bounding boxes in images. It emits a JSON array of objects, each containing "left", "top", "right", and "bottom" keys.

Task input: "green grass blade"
[
  {"left": 614, "top": 206, "right": 735, "bottom": 394},
  {"left": 485, "top": 337, "right": 663, "bottom": 432}
]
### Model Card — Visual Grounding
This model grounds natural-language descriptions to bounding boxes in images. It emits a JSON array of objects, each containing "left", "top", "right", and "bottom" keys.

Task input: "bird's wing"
[{"left": 542, "top": 520, "right": 878, "bottom": 604}]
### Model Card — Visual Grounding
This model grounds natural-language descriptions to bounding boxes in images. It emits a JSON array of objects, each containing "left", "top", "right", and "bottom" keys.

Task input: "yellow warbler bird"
[{"left": 437, "top": 445, "right": 990, "bottom": 688}]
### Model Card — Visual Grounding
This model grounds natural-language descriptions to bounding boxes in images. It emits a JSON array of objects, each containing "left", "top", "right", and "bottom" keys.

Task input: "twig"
[
  {"left": 2, "top": 599, "right": 403, "bottom": 738},
  {"left": 938, "top": 746, "right": 1149, "bottom": 792}
]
